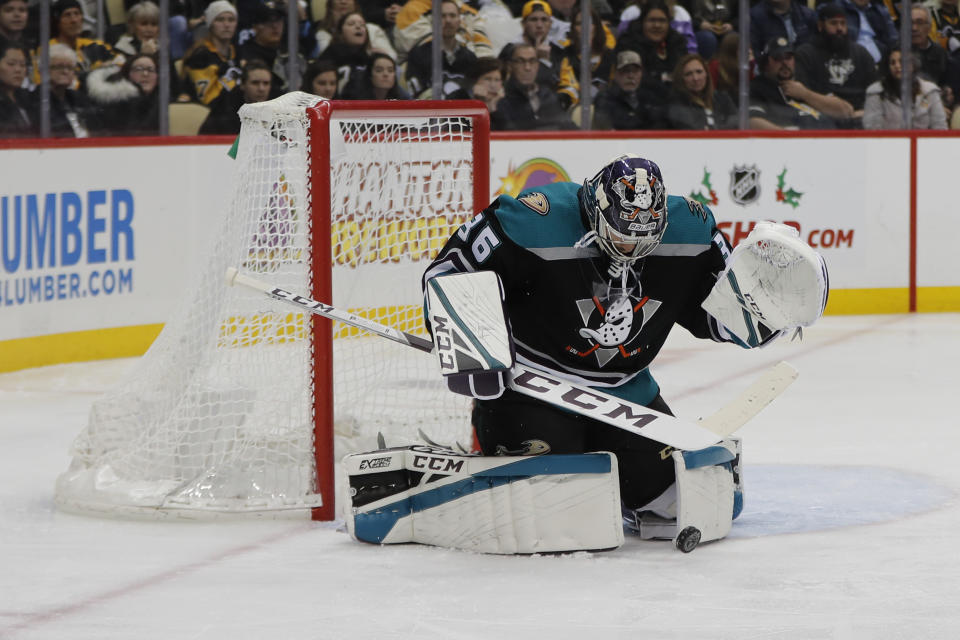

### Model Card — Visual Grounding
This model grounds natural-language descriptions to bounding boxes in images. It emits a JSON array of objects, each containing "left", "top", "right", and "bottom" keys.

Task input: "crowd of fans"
[{"left": 2, "top": 0, "right": 959, "bottom": 137}]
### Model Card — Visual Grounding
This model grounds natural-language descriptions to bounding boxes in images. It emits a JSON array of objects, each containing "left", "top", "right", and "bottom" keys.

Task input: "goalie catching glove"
[
  {"left": 703, "top": 221, "right": 829, "bottom": 348},
  {"left": 426, "top": 271, "right": 515, "bottom": 400}
]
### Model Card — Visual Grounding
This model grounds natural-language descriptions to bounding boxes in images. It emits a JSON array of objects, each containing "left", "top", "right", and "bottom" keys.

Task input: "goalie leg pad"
[
  {"left": 343, "top": 446, "right": 624, "bottom": 554},
  {"left": 624, "top": 438, "right": 742, "bottom": 548}
]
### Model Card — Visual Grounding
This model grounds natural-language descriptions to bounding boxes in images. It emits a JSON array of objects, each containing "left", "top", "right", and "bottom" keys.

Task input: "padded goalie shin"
[
  {"left": 342, "top": 446, "right": 624, "bottom": 554},
  {"left": 623, "top": 438, "right": 742, "bottom": 552}
]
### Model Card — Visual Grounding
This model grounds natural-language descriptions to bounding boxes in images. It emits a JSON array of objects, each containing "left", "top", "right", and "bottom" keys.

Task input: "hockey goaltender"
[{"left": 342, "top": 154, "right": 828, "bottom": 553}]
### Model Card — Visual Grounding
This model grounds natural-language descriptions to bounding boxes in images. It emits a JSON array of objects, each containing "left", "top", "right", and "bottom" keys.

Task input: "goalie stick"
[{"left": 225, "top": 268, "right": 794, "bottom": 450}]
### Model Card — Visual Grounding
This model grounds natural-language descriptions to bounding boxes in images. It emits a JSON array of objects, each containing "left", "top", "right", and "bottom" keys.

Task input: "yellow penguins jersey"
[
  {"left": 33, "top": 37, "right": 123, "bottom": 87},
  {"left": 180, "top": 39, "right": 242, "bottom": 105}
]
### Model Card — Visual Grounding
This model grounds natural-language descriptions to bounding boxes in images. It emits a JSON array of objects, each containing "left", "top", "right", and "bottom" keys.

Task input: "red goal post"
[{"left": 309, "top": 100, "right": 490, "bottom": 520}]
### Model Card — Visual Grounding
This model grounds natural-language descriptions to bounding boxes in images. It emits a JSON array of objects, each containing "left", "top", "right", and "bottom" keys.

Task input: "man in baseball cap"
[{"left": 750, "top": 35, "right": 852, "bottom": 128}]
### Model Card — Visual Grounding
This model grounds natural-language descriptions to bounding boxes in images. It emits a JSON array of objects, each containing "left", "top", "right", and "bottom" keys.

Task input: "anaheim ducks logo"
[
  {"left": 518, "top": 192, "right": 550, "bottom": 215},
  {"left": 566, "top": 293, "right": 662, "bottom": 366},
  {"left": 610, "top": 168, "right": 663, "bottom": 223}
]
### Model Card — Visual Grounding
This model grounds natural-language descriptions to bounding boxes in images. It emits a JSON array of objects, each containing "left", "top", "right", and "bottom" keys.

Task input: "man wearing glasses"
[{"left": 497, "top": 42, "right": 575, "bottom": 130}]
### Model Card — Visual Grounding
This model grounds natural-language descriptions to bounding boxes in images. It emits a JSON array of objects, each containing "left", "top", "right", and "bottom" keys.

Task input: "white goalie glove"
[
  {"left": 703, "top": 221, "right": 829, "bottom": 347},
  {"left": 425, "top": 271, "right": 515, "bottom": 399}
]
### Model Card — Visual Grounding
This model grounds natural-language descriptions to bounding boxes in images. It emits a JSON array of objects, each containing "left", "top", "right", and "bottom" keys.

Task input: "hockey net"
[{"left": 54, "top": 93, "right": 489, "bottom": 519}]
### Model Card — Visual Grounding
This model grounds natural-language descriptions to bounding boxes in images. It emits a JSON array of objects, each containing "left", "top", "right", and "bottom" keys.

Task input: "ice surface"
[{"left": 1, "top": 314, "right": 958, "bottom": 639}]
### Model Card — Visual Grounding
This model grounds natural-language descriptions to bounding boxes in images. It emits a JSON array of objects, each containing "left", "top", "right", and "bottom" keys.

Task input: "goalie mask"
[{"left": 579, "top": 154, "right": 668, "bottom": 264}]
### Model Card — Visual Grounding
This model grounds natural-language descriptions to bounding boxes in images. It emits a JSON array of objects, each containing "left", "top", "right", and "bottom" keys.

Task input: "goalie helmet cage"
[{"left": 54, "top": 93, "right": 490, "bottom": 521}]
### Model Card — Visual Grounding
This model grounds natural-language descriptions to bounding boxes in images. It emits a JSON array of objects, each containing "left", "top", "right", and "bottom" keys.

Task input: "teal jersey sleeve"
[{"left": 491, "top": 182, "right": 586, "bottom": 250}]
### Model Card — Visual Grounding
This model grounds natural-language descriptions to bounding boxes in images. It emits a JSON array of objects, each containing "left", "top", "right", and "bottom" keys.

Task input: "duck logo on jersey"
[
  {"left": 566, "top": 294, "right": 662, "bottom": 366},
  {"left": 611, "top": 168, "right": 664, "bottom": 223},
  {"left": 518, "top": 192, "right": 550, "bottom": 215}
]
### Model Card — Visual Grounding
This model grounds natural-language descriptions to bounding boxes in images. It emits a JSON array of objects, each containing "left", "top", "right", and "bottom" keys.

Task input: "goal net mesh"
[{"left": 54, "top": 93, "right": 476, "bottom": 516}]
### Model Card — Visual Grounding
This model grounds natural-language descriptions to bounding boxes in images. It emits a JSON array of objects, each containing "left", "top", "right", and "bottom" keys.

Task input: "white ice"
[{"left": 1, "top": 313, "right": 959, "bottom": 639}]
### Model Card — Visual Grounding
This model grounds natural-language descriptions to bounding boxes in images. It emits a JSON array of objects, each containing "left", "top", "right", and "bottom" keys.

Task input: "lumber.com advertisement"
[
  {"left": 0, "top": 189, "right": 135, "bottom": 308},
  {"left": 0, "top": 145, "right": 231, "bottom": 341}
]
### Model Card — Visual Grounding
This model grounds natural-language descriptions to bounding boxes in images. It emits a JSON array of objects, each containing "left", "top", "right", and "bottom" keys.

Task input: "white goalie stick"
[{"left": 225, "top": 268, "right": 796, "bottom": 451}]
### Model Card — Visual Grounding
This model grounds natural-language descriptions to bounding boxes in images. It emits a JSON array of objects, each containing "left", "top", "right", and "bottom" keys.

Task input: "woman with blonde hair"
[{"left": 113, "top": 1, "right": 160, "bottom": 56}]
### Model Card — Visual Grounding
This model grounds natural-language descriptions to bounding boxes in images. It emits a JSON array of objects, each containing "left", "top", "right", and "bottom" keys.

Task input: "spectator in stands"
[
  {"left": 618, "top": 0, "right": 697, "bottom": 53},
  {"left": 592, "top": 49, "right": 667, "bottom": 129},
  {"left": 341, "top": 51, "right": 409, "bottom": 100},
  {"left": 0, "top": 40, "right": 33, "bottom": 136},
  {"left": 179, "top": 1, "right": 241, "bottom": 105},
  {"left": 113, "top": 1, "right": 160, "bottom": 57},
  {"left": 497, "top": 41, "right": 575, "bottom": 129},
  {"left": 617, "top": 0, "right": 688, "bottom": 93},
  {"left": 912, "top": 5, "right": 948, "bottom": 85},
  {"left": 302, "top": 58, "right": 339, "bottom": 99},
  {"left": 238, "top": 1, "right": 305, "bottom": 98},
  {"left": 863, "top": 49, "right": 947, "bottom": 129},
  {"left": 405, "top": 0, "right": 477, "bottom": 98},
  {"left": 749, "top": 0, "right": 817, "bottom": 60},
  {"left": 199, "top": 58, "right": 271, "bottom": 134},
  {"left": 839, "top": 0, "right": 899, "bottom": 64},
  {"left": 45, "top": 42, "right": 95, "bottom": 137},
  {"left": 692, "top": 0, "right": 735, "bottom": 59},
  {"left": 546, "top": 0, "right": 574, "bottom": 43},
  {"left": 312, "top": 0, "right": 395, "bottom": 61},
  {"left": 39, "top": 0, "right": 123, "bottom": 88},
  {"left": 393, "top": 0, "right": 496, "bottom": 62},
  {"left": 795, "top": 3, "right": 876, "bottom": 125},
  {"left": 749, "top": 36, "right": 853, "bottom": 129},
  {"left": 0, "top": 0, "right": 31, "bottom": 49},
  {"left": 932, "top": 0, "right": 960, "bottom": 53},
  {"left": 556, "top": 3, "right": 615, "bottom": 110},
  {"left": 86, "top": 52, "right": 160, "bottom": 135},
  {"left": 318, "top": 11, "right": 382, "bottom": 92},
  {"left": 709, "top": 32, "right": 753, "bottom": 104},
  {"left": 448, "top": 57, "right": 507, "bottom": 129},
  {"left": 506, "top": 0, "right": 564, "bottom": 88},
  {"left": 361, "top": 0, "right": 402, "bottom": 32},
  {"left": 667, "top": 53, "right": 737, "bottom": 129}
]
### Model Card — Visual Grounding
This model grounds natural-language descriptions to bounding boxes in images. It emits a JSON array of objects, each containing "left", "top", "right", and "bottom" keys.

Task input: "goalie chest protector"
[{"left": 425, "top": 183, "right": 729, "bottom": 403}]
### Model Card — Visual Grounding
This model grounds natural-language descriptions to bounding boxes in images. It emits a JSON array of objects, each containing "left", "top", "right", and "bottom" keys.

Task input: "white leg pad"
[
  {"left": 343, "top": 446, "right": 624, "bottom": 554},
  {"left": 673, "top": 445, "right": 736, "bottom": 544},
  {"left": 628, "top": 438, "right": 742, "bottom": 550}
]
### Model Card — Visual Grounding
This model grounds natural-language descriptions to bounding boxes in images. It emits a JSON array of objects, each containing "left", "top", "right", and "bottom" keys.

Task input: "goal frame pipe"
[{"left": 307, "top": 100, "right": 491, "bottom": 520}]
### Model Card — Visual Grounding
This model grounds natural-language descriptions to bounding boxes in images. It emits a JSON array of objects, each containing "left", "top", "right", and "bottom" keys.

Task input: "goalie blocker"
[
  {"left": 343, "top": 439, "right": 744, "bottom": 553},
  {"left": 426, "top": 271, "right": 514, "bottom": 400}
]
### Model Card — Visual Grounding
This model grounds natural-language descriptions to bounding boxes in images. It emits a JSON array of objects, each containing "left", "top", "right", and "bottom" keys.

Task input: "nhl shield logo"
[{"left": 730, "top": 165, "right": 761, "bottom": 206}]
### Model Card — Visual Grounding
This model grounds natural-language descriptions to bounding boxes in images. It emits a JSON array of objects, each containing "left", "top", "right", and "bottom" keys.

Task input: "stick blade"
[{"left": 698, "top": 361, "right": 799, "bottom": 436}]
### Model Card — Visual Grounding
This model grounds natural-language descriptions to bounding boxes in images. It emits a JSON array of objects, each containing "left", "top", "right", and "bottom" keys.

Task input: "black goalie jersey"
[{"left": 423, "top": 181, "right": 739, "bottom": 406}]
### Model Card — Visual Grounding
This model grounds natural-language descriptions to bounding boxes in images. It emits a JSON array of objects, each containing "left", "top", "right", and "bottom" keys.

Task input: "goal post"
[
  {"left": 309, "top": 99, "right": 490, "bottom": 520},
  {"left": 54, "top": 94, "right": 490, "bottom": 521}
]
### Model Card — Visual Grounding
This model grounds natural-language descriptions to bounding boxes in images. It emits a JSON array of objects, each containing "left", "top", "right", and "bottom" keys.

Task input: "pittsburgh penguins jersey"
[
  {"left": 423, "top": 181, "right": 737, "bottom": 406},
  {"left": 180, "top": 39, "right": 242, "bottom": 105}
]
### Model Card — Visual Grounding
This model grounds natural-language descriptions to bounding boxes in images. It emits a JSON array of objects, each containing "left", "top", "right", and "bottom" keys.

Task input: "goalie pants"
[{"left": 472, "top": 389, "right": 677, "bottom": 510}]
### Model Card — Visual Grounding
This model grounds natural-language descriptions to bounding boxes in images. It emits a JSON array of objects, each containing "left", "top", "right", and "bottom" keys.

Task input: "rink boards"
[{"left": 0, "top": 132, "right": 958, "bottom": 371}]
